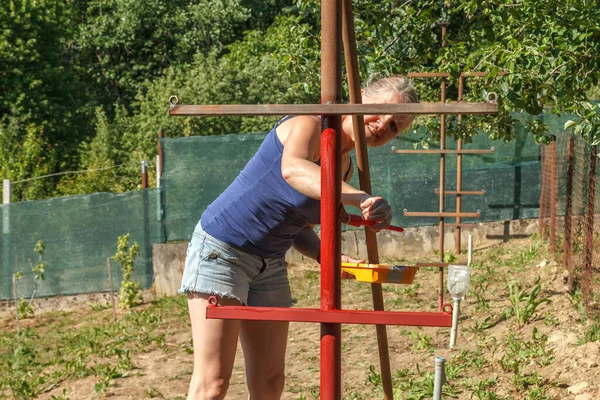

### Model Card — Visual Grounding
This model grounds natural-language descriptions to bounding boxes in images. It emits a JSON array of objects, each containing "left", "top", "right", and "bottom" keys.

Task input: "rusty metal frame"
[{"left": 394, "top": 23, "right": 502, "bottom": 310}]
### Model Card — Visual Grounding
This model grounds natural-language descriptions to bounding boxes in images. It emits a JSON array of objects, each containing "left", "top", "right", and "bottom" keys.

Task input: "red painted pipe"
[
  {"left": 320, "top": 126, "right": 342, "bottom": 400},
  {"left": 346, "top": 214, "right": 404, "bottom": 232}
]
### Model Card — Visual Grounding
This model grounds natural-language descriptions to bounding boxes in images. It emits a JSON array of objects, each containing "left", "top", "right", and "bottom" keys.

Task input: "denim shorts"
[{"left": 179, "top": 221, "right": 293, "bottom": 307}]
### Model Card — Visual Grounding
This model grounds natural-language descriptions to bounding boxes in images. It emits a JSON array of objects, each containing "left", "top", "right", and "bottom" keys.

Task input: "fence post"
[
  {"left": 12, "top": 274, "right": 19, "bottom": 333},
  {"left": 2, "top": 179, "right": 10, "bottom": 205},
  {"left": 107, "top": 257, "right": 117, "bottom": 322},
  {"left": 156, "top": 155, "right": 161, "bottom": 188},
  {"left": 141, "top": 160, "right": 148, "bottom": 189},
  {"left": 549, "top": 142, "right": 557, "bottom": 253},
  {"left": 3, "top": 180, "right": 11, "bottom": 303},
  {"left": 582, "top": 145, "right": 597, "bottom": 305},
  {"left": 538, "top": 147, "right": 548, "bottom": 238},
  {"left": 563, "top": 136, "right": 574, "bottom": 292},
  {"left": 157, "top": 128, "right": 164, "bottom": 188}
]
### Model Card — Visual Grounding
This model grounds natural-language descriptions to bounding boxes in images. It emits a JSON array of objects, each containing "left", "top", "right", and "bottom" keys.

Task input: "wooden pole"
[
  {"left": 107, "top": 257, "right": 117, "bottom": 322},
  {"left": 341, "top": 0, "right": 393, "bottom": 398},
  {"left": 141, "top": 160, "right": 148, "bottom": 189}
]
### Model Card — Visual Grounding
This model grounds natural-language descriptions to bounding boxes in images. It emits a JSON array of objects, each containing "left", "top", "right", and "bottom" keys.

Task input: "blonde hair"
[
  {"left": 363, "top": 75, "right": 418, "bottom": 129},
  {"left": 363, "top": 75, "right": 418, "bottom": 104}
]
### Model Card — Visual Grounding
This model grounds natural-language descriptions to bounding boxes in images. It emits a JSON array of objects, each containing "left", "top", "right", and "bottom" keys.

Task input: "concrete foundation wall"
[{"left": 153, "top": 219, "right": 538, "bottom": 296}]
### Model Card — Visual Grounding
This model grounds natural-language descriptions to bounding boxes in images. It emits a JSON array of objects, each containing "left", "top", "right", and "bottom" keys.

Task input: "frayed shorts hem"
[{"left": 178, "top": 287, "right": 245, "bottom": 306}]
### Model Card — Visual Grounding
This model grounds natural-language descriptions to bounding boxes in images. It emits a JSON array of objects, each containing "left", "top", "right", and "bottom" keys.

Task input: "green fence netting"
[
  {"left": 2, "top": 111, "right": 582, "bottom": 300},
  {"left": 0, "top": 189, "right": 164, "bottom": 300},
  {"left": 160, "top": 114, "right": 543, "bottom": 242}
]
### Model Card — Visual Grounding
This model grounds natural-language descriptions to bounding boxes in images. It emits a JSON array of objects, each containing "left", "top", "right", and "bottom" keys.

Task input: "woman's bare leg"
[
  {"left": 186, "top": 293, "right": 242, "bottom": 400},
  {"left": 240, "top": 320, "right": 289, "bottom": 400}
]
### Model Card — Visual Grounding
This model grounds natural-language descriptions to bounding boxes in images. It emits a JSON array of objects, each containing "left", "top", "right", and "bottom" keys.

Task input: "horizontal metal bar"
[
  {"left": 444, "top": 223, "right": 478, "bottom": 227},
  {"left": 415, "top": 262, "right": 468, "bottom": 268},
  {"left": 403, "top": 211, "right": 481, "bottom": 218},
  {"left": 407, "top": 71, "right": 508, "bottom": 78},
  {"left": 169, "top": 103, "right": 497, "bottom": 116},
  {"left": 434, "top": 189, "right": 485, "bottom": 195},
  {"left": 206, "top": 305, "right": 452, "bottom": 327},
  {"left": 393, "top": 149, "right": 494, "bottom": 154}
]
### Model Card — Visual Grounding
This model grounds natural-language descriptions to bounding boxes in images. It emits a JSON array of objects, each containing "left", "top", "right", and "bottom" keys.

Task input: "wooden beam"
[{"left": 168, "top": 102, "right": 497, "bottom": 116}]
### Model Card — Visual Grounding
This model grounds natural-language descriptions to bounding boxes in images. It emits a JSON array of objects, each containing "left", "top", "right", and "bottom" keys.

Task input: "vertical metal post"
[
  {"left": 157, "top": 128, "right": 164, "bottom": 188},
  {"left": 433, "top": 357, "right": 446, "bottom": 400},
  {"left": 438, "top": 23, "right": 449, "bottom": 311},
  {"left": 320, "top": 0, "right": 343, "bottom": 398},
  {"left": 549, "top": 142, "right": 557, "bottom": 253},
  {"left": 341, "top": 1, "right": 393, "bottom": 398},
  {"left": 582, "top": 145, "right": 597, "bottom": 304},
  {"left": 156, "top": 156, "right": 161, "bottom": 188},
  {"left": 563, "top": 136, "right": 574, "bottom": 292},
  {"left": 141, "top": 160, "right": 148, "bottom": 189},
  {"left": 455, "top": 77, "right": 464, "bottom": 255},
  {"left": 107, "top": 257, "right": 117, "bottom": 322}
]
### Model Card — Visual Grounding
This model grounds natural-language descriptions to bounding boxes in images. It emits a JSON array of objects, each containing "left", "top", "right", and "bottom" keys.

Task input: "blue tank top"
[{"left": 201, "top": 117, "right": 321, "bottom": 258}]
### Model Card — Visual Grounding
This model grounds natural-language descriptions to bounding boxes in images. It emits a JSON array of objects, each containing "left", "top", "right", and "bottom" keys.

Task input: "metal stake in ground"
[
  {"left": 107, "top": 257, "right": 117, "bottom": 322},
  {"left": 12, "top": 274, "right": 20, "bottom": 333}
]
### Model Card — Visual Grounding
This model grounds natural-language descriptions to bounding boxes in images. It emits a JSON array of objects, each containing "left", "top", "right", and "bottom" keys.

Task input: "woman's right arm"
[{"left": 280, "top": 117, "right": 392, "bottom": 231}]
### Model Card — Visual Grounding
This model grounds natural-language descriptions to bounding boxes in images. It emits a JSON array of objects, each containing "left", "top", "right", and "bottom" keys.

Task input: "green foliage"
[
  {"left": 113, "top": 234, "right": 142, "bottom": 309},
  {"left": 17, "top": 299, "right": 34, "bottom": 320},
  {"left": 505, "top": 277, "right": 550, "bottom": 326},
  {"left": 577, "top": 321, "right": 600, "bottom": 344},
  {"left": 3, "top": 0, "right": 599, "bottom": 200},
  {"left": 0, "top": 297, "right": 180, "bottom": 397},
  {"left": 31, "top": 240, "right": 47, "bottom": 281},
  {"left": 499, "top": 328, "right": 554, "bottom": 374}
]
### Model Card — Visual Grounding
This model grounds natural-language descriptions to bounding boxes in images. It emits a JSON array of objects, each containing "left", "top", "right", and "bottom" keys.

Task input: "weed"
[
  {"left": 17, "top": 298, "right": 34, "bottom": 319},
  {"left": 500, "top": 328, "right": 554, "bottom": 374},
  {"left": 505, "top": 277, "right": 550, "bottom": 326},
  {"left": 88, "top": 302, "right": 110, "bottom": 311},
  {"left": 145, "top": 386, "right": 165, "bottom": 398},
  {"left": 472, "top": 280, "right": 491, "bottom": 312},
  {"left": 577, "top": 321, "right": 600, "bottom": 344},
  {"left": 457, "top": 348, "right": 489, "bottom": 370},
  {"left": 542, "top": 312, "right": 559, "bottom": 327},
  {"left": 410, "top": 332, "right": 435, "bottom": 353},
  {"left": 50, "top": 389, "right": 69, "bottom": 400},
  {"left": 469, "top": 377, "right": 499, "bottom": 399}
]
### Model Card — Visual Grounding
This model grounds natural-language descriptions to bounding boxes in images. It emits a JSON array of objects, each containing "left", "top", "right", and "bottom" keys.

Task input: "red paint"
[
  {"left": 320, "top": 125, "right": 342, "bottom": 400},
  {"left": 206, "top": 303, "right": 453, "bottom": 327},
  {"left": 346, "top": 214, "right": 404, "bottom": 232}
]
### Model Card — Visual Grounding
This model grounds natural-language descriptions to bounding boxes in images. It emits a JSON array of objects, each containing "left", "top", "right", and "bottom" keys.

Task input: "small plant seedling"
[
  {"left": 113, "top": 233, "right": 142, "bottom": 309},
  {"left": 505, "top": 277, "right": 550, "bottom": 326}
]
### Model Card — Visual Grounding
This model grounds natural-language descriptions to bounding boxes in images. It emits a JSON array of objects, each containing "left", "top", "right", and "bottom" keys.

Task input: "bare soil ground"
[{"left": 1, "top": 237, "right": 599, "bottom": 399}]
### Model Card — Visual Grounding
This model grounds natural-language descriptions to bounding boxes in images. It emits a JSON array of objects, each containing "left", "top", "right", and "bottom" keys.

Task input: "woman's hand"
[
  {"left": 358, "top": 195, "right": 392, "bottom": 231},
  {"left": 341, "top": 254, "right": 365, "bottom": 264}
]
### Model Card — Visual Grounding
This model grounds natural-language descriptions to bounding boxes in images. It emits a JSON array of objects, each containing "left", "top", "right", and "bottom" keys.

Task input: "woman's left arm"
[{"left": 292, "top": 224, "right": 321, "bottom": 262}]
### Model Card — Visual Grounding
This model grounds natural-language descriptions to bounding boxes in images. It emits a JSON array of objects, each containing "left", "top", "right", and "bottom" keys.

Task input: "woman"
[{"left": 180, "top": 75, "right": 417, "bottom": 400}]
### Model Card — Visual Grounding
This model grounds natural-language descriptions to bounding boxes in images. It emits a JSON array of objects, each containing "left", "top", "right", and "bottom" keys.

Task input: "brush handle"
[{"left": 346, "top": 214, "right": 404, "bottom": 232}]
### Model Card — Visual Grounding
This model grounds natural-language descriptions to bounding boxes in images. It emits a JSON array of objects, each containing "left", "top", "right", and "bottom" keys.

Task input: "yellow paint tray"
[{"left": 341, "top": 263, "right": 417, "bottom": 284}]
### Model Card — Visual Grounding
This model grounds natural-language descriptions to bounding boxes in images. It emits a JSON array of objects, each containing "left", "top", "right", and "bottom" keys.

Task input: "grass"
[{"left": 1, "top": 237, "right": 598, "bottom": 399}]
